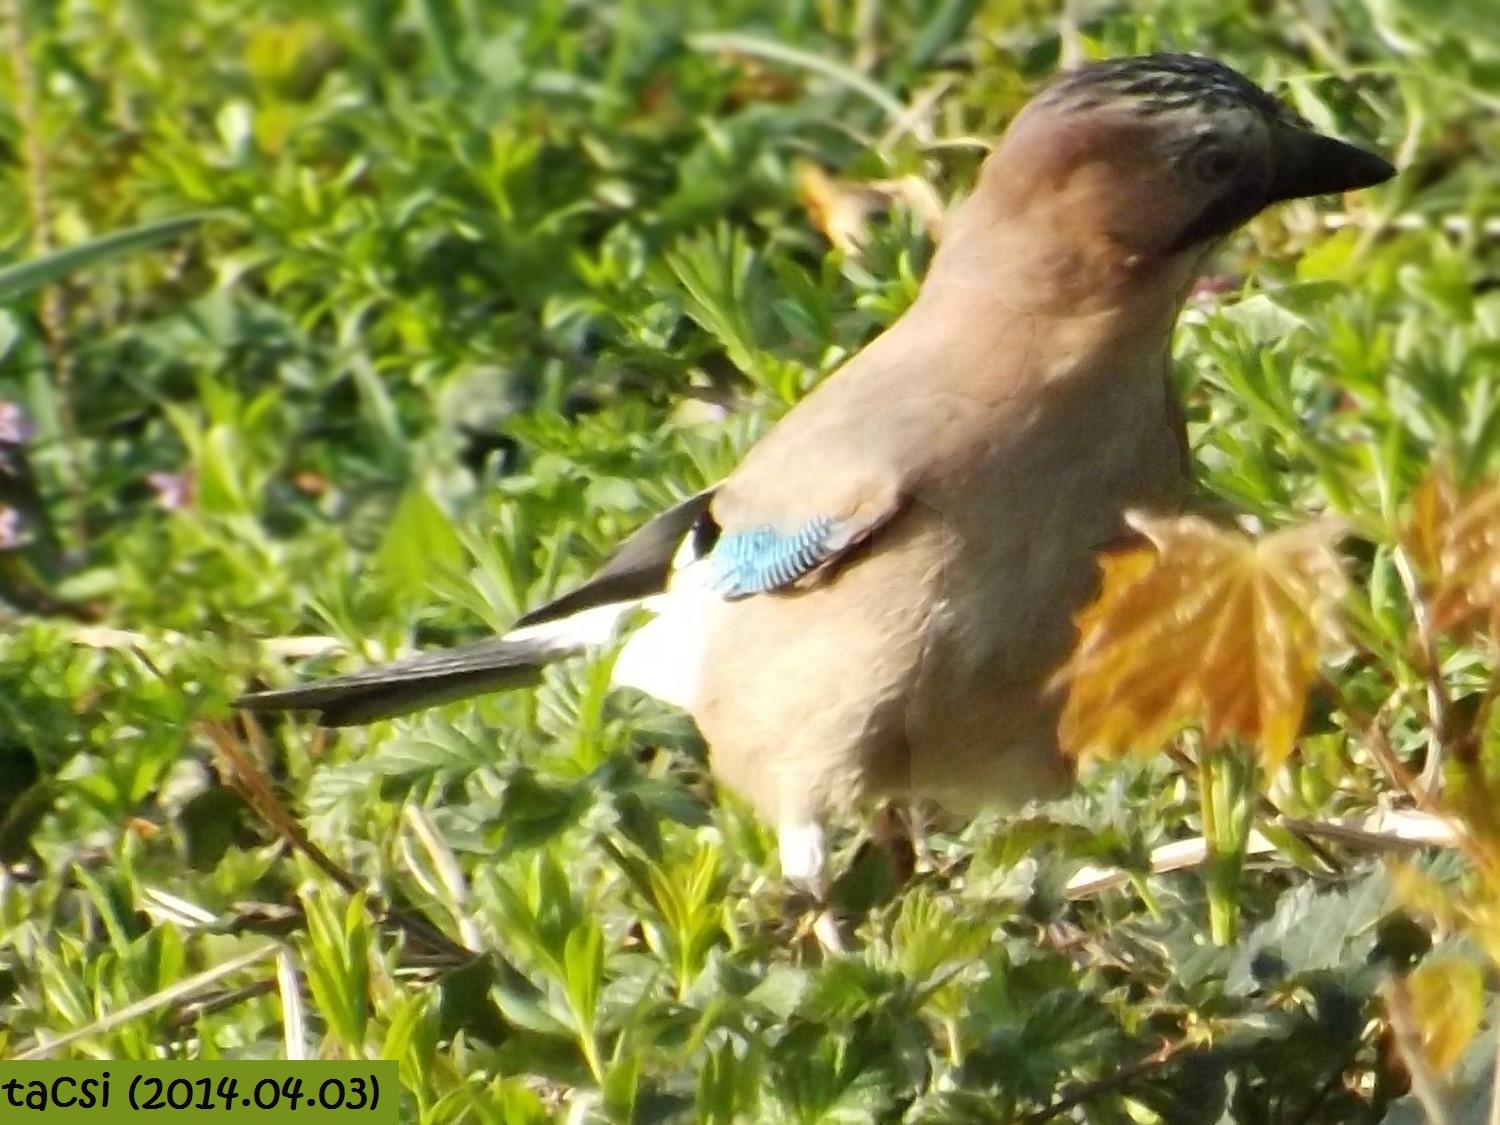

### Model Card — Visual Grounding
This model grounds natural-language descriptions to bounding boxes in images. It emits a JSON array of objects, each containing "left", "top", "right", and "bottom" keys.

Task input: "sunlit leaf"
[
  {"left": 0, "top": 212, "right": 222, "bottom": 304},
  {"left": 1057, "top": 515, "right": 1349, "bottom": 772},
  {"left": 1405, "top": 955, "right": 1484, "bottom": 1075},
  {"left": 1403, "top": 468, "right": 1500, "bottom": 638},
  {"left": 0, "top": 0, "right": 1489, "bottom": 1114},
  {"left": 376, "top": 484, "right": 465, "bottom": 589},
  {"left": 796, "top": 162, "right": 944, "bottom": 257},
  {"left": 1391, "top": 861, "right": 1500, "bottom": 967}
]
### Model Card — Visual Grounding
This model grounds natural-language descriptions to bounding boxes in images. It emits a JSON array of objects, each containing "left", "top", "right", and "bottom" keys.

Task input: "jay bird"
[{"left": 239, "top": 54, "right": 1394, "bottom": 894}]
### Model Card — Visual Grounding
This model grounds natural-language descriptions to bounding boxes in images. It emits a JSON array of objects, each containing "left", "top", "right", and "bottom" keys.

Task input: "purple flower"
[
  {"left": 0, "top": 402, "right": 35, "bottom": 446},
  {"left": 0, "top": 506, "right": 23, "bottom": 549},
  {"left": 1190, "top": 275, "right": 1239, "bottom": 304},
  {"left": 147, "top": 470, "right": 193, "bottom": 512}
]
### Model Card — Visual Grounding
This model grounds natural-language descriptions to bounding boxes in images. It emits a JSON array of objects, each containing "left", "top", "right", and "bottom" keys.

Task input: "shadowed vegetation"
[{"left": 0, "top": 1, "right": 1498, "bottom": 1121}]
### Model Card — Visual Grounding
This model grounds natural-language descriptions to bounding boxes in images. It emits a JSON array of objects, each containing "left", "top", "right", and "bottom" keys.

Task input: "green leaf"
[
  {"left": 300, "top": 888, "right": 372, "bottom": 1050},
  {"left": 0, "top": 212, "right": 222, "bottom": 303},
  {"left": 376, "top": 484, "right": 466, "bottom": 590},
  {"left": 1226, "top": 872, "right": 1392, "bottom": 994},
  {"left": 563, "top": 919, "right": 603, "bottom": 1037}
]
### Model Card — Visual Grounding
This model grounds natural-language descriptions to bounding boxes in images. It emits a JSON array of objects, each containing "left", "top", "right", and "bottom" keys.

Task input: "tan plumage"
[{"left": 239, "top": 54, "right": 1394, "bottom": 892}]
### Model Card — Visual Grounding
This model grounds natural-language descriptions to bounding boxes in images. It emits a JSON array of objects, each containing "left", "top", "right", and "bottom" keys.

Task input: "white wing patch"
[
  {"left": 502, "top": 524, "right": 718, "bottom": 712},
  {"left": 611, "top": 535, "right": 717, "bottom": 710},
  {"left": 503, "top": 601, "right": 632, "bottom": 650}
]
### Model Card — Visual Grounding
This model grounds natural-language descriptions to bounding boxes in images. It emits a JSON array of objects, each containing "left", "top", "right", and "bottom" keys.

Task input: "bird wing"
[
  {"left": 701, "top": 291, "right": 1039, "bottom": 597},
  {"left": 514, "top": 489, "right": 714, "bottom": 627},
  {"left": 237, "top": 491, "right": 715, "bottom": 725},
  {"left": 236, "top": 635, "right": 560, "bottom": 725},
  {"left": 706, "top": 498, "right": 904, "bottom": 598}
]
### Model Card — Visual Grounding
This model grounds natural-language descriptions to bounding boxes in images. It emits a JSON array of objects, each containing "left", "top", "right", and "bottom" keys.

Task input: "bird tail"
[
  {"left": 235, "top": 628, "right": 593, "bottom": 727},
  {"left": 238, "top": 491, "right": 718, "bottom": 728}
]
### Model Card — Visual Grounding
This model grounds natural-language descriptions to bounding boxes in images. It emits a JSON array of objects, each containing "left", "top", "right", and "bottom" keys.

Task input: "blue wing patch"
[{"left": 709, "top": 516, "right": 843, "bottom": 598}]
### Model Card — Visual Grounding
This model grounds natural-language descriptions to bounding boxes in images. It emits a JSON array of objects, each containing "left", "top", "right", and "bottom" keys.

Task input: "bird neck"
[
  {"left": 929, "top": 118, "right": 1219, "bottom": 328},
  {"left": 928, "top": 200, "right": 1208, "bottom": 332}
]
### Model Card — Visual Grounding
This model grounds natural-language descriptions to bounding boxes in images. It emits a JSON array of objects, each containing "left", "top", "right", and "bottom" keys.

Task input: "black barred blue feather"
[{"left": 710, "top": 516, "right": 843, "bottom": 597}]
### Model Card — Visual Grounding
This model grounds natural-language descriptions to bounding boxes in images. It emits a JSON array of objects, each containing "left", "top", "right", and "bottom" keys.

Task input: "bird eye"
[{"left": 1195, "top": 146, "right": 1239, "bottom": 181}]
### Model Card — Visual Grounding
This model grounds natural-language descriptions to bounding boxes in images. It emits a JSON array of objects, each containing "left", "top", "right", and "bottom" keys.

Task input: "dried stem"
[
  {"left": 1316, "top": 674, "right": 1500, "bottom": 891},
  {"left": 851, "top": 0, "right": 879, "bottom": 73},
  {"left": 1382, "top": 977, "right": 1455, "bottom": 1125},
  {"left": 1390, "top": 543, "right": 1452, "bottom": 797},
  {"left": 1324, "top": 212, "right": 1500, "bottom": 238},
  {"left": 1490, "top": 1027, "right": 1500, "bottom": 1125},
  {"left": 1322, "top": 675, "right": 1430, "bottom": 802},
  {"left": 206, "top": 718, "right": 475, "bottom": 966},
  {"left": 1019, "top": 1037, "right": 1196, "bottom": 1124},
  {"left": 14, "top": 943, "right": 280, "bottom": 1059}
]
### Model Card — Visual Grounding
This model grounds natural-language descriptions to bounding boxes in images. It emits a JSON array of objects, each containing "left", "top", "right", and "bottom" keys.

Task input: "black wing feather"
[{"left": 515, "top": 489, "right": 715, "bottom": 628}]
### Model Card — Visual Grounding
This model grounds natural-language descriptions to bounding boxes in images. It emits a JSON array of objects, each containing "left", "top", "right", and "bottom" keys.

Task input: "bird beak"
[{"left": 1265, "top": 119, "right": 1396, "bottom": 203}]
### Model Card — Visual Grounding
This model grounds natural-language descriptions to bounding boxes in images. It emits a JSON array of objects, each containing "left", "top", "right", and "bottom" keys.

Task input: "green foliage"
[{"left": 0, "top": 0, "right": 1495, "bottom": 1122}]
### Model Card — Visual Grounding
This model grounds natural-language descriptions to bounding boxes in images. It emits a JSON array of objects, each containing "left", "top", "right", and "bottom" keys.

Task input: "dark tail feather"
[
  {"left": 235, "top": 633, "right": 583, "bottom": 727},
  {"left": 238, "top": 489, "right": 715, "bottom": 727}
]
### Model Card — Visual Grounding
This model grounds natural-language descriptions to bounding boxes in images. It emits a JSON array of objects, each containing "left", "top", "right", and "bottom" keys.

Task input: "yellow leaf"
[
  {"left": 1392, "top": 859, "right": 1500, "bottom": 968},
  {"left": 1405, "top": 955, "right": 1484, "bottom": 1075},
  {"left": 1056, "top": 515, "right": 1349, "bottom": 772},
  {"left": 795, "top": 163, "right": 945, "bottom": 256},
  {"left": 1389, "top": 862, "right": 1460, "bottom": 933},
  {"left": 1403, "top": 469, "right": 1500, "bottom": 638}
]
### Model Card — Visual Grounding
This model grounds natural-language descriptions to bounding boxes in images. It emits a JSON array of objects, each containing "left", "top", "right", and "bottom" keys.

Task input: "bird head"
[{"left": 941, "top": 54, "right": 1395, "bottom": 310}]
